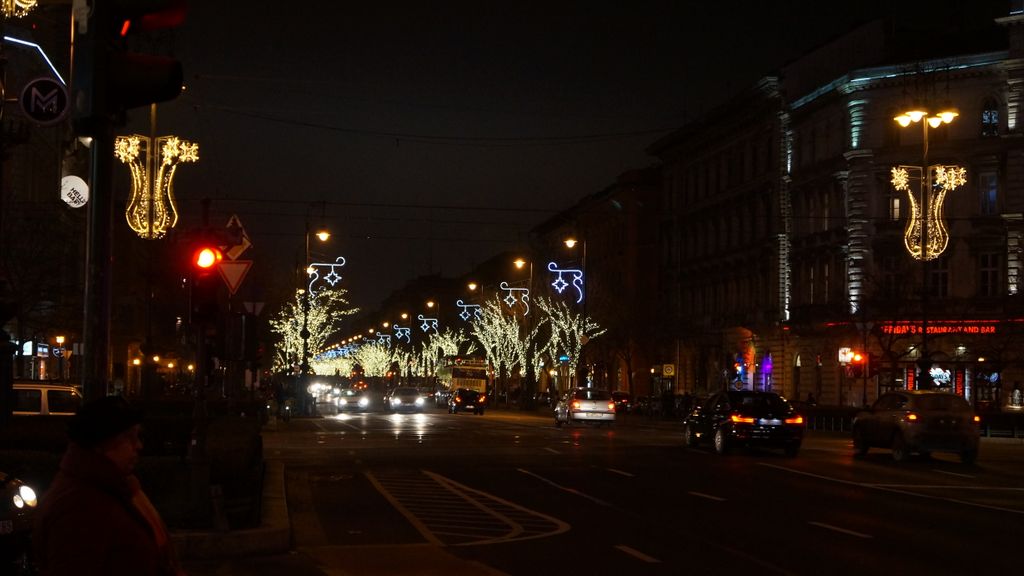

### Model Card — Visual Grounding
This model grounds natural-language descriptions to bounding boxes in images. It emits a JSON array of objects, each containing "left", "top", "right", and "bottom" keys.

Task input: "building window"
[
  {"left": 822, "top": 260, "right": 830, "bottom": 303},
  {"left": 979, "top": 253, "right": 1002, "bottom": 297},
  {"left": 982, "top": 98, "right": 999, "bottom": 137},
  {"left": 889, "top": 194, "right": 901, "bottom": 221},
  {"left": 929, "top": 257, "right": 949, "bottom": 298},
  {"left": 979, "top": 171, "right": 998, "bottom": 216}
]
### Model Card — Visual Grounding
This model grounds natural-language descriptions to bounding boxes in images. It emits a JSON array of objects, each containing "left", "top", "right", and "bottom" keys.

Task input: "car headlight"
[
  {"left": 12, "top": 484, "right": 37, "bottom": 509},
  {"left": 415, "top": 397, "right": 424, "bottom": 406},
  {"left": 358, "top": 397, "right": 369, "bottom": 407}
]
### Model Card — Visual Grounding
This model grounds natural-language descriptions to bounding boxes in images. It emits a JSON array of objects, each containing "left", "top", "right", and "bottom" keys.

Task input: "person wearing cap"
[{"left": 31, "top": 395, "right": 186, "bottom": 576}]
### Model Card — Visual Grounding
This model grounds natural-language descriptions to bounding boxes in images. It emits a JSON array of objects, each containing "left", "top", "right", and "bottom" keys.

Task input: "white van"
[{"left": 12, "top": 381, "right": 83, "bottom": 416}]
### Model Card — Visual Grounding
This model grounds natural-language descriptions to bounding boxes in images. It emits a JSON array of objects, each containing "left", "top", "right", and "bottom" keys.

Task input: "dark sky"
[{"left": 134, "top": 0, "right": 896, "bottom": 311}]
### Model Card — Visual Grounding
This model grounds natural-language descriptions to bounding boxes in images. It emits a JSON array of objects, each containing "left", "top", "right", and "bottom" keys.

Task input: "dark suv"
[
  {"left": 448, "top": 388, "right": 486, "bottom": 415},
  {"left": 852, "top": 390, "right": 980, "bottom": 463},
  {"left": 683, "top": 390, "right": 804, "bottom": 456}
]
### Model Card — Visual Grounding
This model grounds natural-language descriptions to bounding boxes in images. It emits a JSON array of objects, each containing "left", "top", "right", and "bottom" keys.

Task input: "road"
[{"left": 185, "top": 407, "right": 1024, "bottom": 575}]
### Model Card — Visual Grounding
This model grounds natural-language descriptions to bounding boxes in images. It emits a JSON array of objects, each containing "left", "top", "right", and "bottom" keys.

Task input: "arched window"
[{"left": 982, "top": 98, "right": 999, "bottom": 137}]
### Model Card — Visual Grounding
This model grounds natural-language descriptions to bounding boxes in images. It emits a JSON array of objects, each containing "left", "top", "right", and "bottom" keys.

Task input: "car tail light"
[
  {"left": 479, "top": 395, "right": 487, "bottom": 403},
  {"left": 730, "top": 414, "right": 755, "bottom": 424},
  {"left": 785, "top": 416, "right": 804, "bottom": 425},
  {"left": 608, "top": 402, "right": 616, "bottom": 411},
  {"left": 572, "top": 401, "right": 582, "bottom": 410},
  {"left": 973, "top": 415, "right": 981, "bottom": 424},
  {"left": 906, "top": 412, "right": 918, "bottom": 421},
  {"left": 455, "top": 396, "right": 462, "bottom": 404}
]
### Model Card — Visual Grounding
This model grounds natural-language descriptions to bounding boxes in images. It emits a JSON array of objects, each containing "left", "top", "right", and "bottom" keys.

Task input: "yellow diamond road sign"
[{"left": 225, "top": 214, "right": 252, "bottom": 261}]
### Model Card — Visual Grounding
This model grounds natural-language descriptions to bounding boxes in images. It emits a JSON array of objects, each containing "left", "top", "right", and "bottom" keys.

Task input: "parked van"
[{"left": 12, "top": 381, "right": 83, "bottom": 416}]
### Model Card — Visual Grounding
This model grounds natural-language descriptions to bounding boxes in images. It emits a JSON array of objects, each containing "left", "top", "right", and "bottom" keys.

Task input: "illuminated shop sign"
[{"left": 881, "top": 322, "right": 997, "bottom": 335}]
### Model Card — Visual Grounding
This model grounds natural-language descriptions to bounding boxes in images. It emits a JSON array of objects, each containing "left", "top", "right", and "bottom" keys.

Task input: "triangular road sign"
[
  {"left": 218, "top": 260, "right": 252, "bottom": 295},
  {"left": 225, "top": 214, "right": 253, "bottom": 260}
]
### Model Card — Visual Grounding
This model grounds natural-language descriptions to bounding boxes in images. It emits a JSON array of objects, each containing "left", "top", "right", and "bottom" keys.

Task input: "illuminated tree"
[
  {"left": 469, "top": 297, "right": 523, "bottom": 397},
  {"left": 269, "top": 288, "right": 358, "bottom": 372},
  {"left": 535, "top": 295, "right": 605, "bottom": 387},
  {"left": 351, "top": 340, "right": 395, "bottom": 377}
]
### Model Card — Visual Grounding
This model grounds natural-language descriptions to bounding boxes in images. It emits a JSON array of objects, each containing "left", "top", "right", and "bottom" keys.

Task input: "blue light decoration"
[
  {"left": 456, "top": 299, "right": 482, "bottom": 321},
  {"left": 377, "top": 333, "right": 392, "bottom": 347},
  {"left": 547, "top": 262, "right": 583, "bottom": 304},
  {"left": 500, "top": 281, "right": 530, "bottom": 315},
  {"left": 394, "top": 325, "right": 411, "bottom": 343},
  {"left": 308, "top": 256, "right": 346, "bottom": 296},
  {"left": 418, "top": 314, "right": 439, "bottom": 334}
]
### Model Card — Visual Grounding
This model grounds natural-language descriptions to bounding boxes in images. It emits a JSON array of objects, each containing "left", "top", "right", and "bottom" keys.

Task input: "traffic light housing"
[
  {"left": 73, "top": 0, "right": 187, "bottom": 130},
  {"left": 848, "top": 352, "right": 865, "bottom": 378},
  {"left": 193, "top": 245, "right": 222, "bottom": 272}
]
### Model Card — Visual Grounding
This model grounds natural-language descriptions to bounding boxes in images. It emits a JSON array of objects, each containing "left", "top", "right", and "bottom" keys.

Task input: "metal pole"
[{"left": 918, "top": 121, "right": 931, "bottom": 390}]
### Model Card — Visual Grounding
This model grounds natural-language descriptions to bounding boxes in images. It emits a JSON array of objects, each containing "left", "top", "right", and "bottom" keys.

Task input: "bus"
[{"left": 436, "top": 357, "right": 489, "bottom": 406}]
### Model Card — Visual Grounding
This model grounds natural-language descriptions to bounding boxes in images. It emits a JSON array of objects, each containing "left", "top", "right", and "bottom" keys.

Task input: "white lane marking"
[
  {"left": 607, "top": 468, "right": 634, "bottom": 477},
  {"left": 616, "top": 544, "right": 661, "bottom": 563},
  {"left": 517, "top": 468, "right": 613, "bottom": 507},
  {"left": 688, "top": 491, "right": 727, "bottom": 502},
  {"left": 543, "top": 447, "right": 561, "bottom": 455},
  {"left": 931, "top": 469, "right": 975, "bottom": 479},
  {"left": 760, "top": 463, "right": 1024, "bottom": 515},
  {"left": 808, "top": 521, "right": 873, "bottom": 539}
]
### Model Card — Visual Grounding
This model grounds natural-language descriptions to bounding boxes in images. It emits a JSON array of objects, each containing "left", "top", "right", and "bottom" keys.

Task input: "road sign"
[
  {"left": 225, "top": 214, "right": 252, "bottom": 260},
  {"left": 218, "top": 260, "right": 252, "bottom": 295},
  {"left": 19, "top": 77, "right": 68, "bottom": 125},
  {"left": 663, "top": 363, "right": 676, "bottom": 377}
]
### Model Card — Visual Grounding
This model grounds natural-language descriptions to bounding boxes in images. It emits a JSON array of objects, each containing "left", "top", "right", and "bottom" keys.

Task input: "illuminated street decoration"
[
  {"left": 418, "top": 314, "right": 439, "bottom": 334},
  {"left": 308, "top": 256, "right": 347, "bottom": 296},
  {"left": 547, "top": 262, "right": 584, "bottom": 304},
  {"left": 394, "top": 325, "right": 411, "bottom": 343},
  {"left": 456, "top": 299, "right": 482, "bottom": 321},
  {"left": 891, "top": 165, "right": 966, "bottom": 260},
  {"left": 500, "top": 281, "right": 530, "bottom": 315},
  {"left": 377, "top": 333, "right": 392, "bottom": 347},
  {"left": 115, "top": 135, "right": 199, "bottom": 239},
  {"left": 2, "top": 0, "right": 36, "bottom": 18}
]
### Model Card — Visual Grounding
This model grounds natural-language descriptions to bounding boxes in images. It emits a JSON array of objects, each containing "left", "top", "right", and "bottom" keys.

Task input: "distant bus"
[{"left": 437, "top": 357, "right": 489, "bottom": 396}]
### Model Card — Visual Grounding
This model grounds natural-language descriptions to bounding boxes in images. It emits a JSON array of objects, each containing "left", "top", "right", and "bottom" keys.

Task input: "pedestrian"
[{"left": 32, "top": 395, "right": 186, "bottom": 576}]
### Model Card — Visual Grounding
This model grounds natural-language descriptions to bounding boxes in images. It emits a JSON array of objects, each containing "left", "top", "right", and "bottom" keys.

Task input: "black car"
[
  {"left": 611, "top": 391, "right": 632, "bottom": 413},
  {"left": 683, "top": 390, "right": 804, "bottom": 456},
  {"left": 448, "top": 388, "right": 486, "bottom": 415}
]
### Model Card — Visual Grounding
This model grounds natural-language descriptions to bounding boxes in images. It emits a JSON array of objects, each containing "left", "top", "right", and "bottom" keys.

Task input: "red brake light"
[
  {"left": 906, "top": 413, "right": 918, "bottom": 421},
  {"left": 572, "top": 401, "right": 582, "bottom": 410},
  {"left": 454, "top": 397, "right": 461, "bottom": 403},
  {"left": 785, "top": 416, "right": 804, "bottom": 425},
  {"left": 479, "top": 395, "right": 486, "bottom": 403},
  {"left": 730, "top": 414, "right": 755, "bottom": 424},
  {"left": 973, "top": 415, "right": 981, "bottom": 423},
  {"left": 608, "top": 402, "right": 616, "bottom": 411}
]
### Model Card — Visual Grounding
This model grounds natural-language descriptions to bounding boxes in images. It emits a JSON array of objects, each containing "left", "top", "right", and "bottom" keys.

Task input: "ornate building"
[{"left": 652, "top": 6, "right": 1024, "bottom": 411}]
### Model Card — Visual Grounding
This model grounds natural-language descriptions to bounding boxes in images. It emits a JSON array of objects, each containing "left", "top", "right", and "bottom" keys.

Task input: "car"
[
  {"left": 683, "top": 390, "right": 804, "bottom": 456},
  {"left": 388, "top": 387, "right": 426, "bottom": 412},
  {"left": 336, "top": 388, "right": 373, "bottom": 412},
  {"left": 611, "top": 391, "right": 632, "bottom": 413},
  {"left": 554, "top": 388, "right": 616, "bottom": 427},
  {"left": 12, "top": 382, "right": 82, "bottom": 416},
  {"left": 448, "top": 388, "right": 486, "bottom": 414},
  {"left": 852, "top": 390, "right": 980, "bottom": 463}
]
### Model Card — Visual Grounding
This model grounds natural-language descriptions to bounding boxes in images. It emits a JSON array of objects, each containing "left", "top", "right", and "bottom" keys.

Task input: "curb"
[{"left": 171, "top": 459, "right": 290, "bottom": 560}]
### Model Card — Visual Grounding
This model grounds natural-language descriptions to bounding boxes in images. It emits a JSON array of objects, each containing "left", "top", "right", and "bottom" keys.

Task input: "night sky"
[{"left": 133, "top": 0, "right": 902, "bottom": 311}]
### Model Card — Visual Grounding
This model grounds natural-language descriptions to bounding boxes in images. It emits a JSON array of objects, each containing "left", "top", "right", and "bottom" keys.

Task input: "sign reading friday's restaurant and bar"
[{"left": 881, "top": 321, "right": 998, "bottom": 336}]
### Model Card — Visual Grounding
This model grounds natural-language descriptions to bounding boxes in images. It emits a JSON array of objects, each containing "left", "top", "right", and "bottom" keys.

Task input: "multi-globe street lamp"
[{"left": 891, "top": 101, "right": 964, "bottom": 389}]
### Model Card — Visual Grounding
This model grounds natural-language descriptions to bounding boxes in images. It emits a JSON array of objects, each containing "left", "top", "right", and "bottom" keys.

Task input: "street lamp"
[
  {"left": 54, "top": 335, "right": 65, "bottom": 382},
  {"left": 300, "top": 209, "right": 330, "bottom": 415},
  {"left": 891, "top": 102, "right": 965, "bottom": 389},
  {"left": 563, "top": 237, "right": 587, "bottom": 313}
]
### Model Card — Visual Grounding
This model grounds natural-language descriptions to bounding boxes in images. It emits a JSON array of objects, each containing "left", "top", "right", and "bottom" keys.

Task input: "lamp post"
[
  {"left": 54, "top": 335, "right": 65, "bottom": 382},
  {"left": 514, "top": 258, "right": 535, "bottom": 407},
  {"left": 300, "top": 215, "right": 330, "bottom": 414},
  {"left": 892, "top": 102, "right": 962, "bottom": 390}
]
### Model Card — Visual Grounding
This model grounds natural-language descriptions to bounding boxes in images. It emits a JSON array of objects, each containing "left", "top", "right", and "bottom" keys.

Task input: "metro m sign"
[{"left": 19, "top": 77, "right": 69, "bottom": 125}]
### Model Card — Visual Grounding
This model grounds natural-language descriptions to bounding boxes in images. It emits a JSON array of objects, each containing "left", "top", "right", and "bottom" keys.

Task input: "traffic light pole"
[{"left": 81, "top": 124, "right": 115, "bottom": 400}]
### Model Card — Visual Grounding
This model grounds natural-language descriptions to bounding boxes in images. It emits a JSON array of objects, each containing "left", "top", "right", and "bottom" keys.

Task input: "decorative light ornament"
[
  {"left": 307, "top": 256, "right": 347, "bottom": 296},
  {"left": 417, "top": 314, "right": 439, "bottom": 334},
  {"left": 394, "top": 325, "right": 411, "bottom": 343},
  {"left": 547, "top": 262, "right": 584, "bottom": 303},
  {"left": 891, "top": 165, "right": 966, "bottom": 260},
  {"left": 2, "top": 0, "right": 37, "bottom": 18},
  {"left": 499, "top": 281, "right": 530, "bottom": 315},
  {"left": 377, "top": 333, "right": 392, "bottom": 347},
  {"left": 456, "top": 299, "right": 482, "bottom": 321},
  {"left": 115, "top": 135, "right": 199, "bottom": 239}
]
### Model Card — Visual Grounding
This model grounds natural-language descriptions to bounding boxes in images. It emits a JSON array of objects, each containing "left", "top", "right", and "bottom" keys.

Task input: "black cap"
[{"left": 67, "top": 396, "right": 143, "bottom": 447}]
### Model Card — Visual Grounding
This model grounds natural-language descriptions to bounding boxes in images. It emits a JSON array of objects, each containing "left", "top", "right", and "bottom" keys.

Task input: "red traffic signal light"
[{"left": 193, "top": 246, "right": 222, "bottom": 270}]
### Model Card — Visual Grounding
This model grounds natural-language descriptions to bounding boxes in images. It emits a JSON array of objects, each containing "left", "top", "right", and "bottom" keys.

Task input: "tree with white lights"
[
  {"left": 269, "top": 288, "right": 359, "bottom": 372},
  {"left": 351, "top": 341, "right": 395, "bottom": 378},
  {"left": 535, "top": 295, "right": 605, "bottom": 388},
  {"left": 469, "top": 297, "right": 525, "bottom": 400}
]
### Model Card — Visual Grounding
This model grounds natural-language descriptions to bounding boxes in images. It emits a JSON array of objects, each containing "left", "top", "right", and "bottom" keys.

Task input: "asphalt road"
[{"left": 185, "top": 407, "right": 1024, "bottom": 575}]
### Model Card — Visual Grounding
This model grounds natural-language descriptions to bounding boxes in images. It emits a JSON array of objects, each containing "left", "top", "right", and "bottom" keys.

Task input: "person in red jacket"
[{"left": 31, "top": 395, "right": 185, "bottom": 575}]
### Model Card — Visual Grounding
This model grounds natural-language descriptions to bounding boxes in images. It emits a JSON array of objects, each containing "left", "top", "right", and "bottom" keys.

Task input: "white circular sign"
[{"left": 60, "top": 175, "right": 89, "bottom": 208}]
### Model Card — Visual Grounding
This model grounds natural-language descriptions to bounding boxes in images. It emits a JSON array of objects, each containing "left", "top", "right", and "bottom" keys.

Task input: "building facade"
[{"left": 653, "top": 9, "right": 1024, "bottom": 411}]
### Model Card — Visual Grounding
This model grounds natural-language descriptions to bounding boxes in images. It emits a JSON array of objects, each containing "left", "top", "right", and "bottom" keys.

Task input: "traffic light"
[
  {"left": 849, "top": 352, "right": 865, "bottom": 378},
  {"left": 192, "top": 245, "right": 222, "bottom": 272},
  {"left": 73, "top": 0, "right": 187, "bottom": 129}
]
